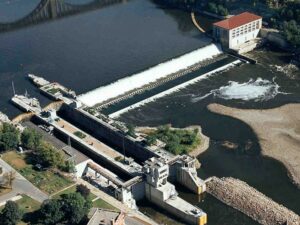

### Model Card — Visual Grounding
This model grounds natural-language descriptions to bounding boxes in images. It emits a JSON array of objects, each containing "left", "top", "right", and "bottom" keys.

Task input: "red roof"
[{"left": 213, "top": 12, "right": 262, "bottom": 30}]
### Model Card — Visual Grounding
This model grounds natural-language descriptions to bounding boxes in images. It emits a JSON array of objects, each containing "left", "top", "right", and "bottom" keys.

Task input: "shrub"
[
  {"left": 0, "top": 201, "right": 23, "bottom": 225},
  {"left": 0, "top": 123, "right": 20, "bottom": 152},
  {"left": 21, "top": 128, "right": 42, "bottom": 150}
]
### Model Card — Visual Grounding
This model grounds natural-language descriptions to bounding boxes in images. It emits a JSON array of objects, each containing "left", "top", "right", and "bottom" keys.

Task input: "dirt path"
[{"left": 208, "top": 103, "right": 300, "bottom": 188}]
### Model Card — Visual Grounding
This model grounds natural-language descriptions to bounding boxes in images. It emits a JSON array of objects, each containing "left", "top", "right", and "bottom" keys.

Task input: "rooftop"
[{"left": 213, "top": 12, "right": 262, "bottom": 30}]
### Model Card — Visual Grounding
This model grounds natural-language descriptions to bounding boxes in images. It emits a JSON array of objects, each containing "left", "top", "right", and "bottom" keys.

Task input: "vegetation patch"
[
  {"left": 205, "top": 1, "right": 229, "bottom": 16},
  {"left": 73, "top": 131, "right": 86, "bottom": 139},
  {"left": 47, "top": 88, "right": 60, "bottom": 95},
  {"left": 2, "top": 151, "right": 27, "bottom": 170},
  {"left": 17, "top": 195, "right": 41, "bottom": 214},
  {"left": 2, "top": 151, "right": 73, "bottom": 195},
  {"left": 92, "top": 198, "right": 117, "bottom": 211},
  {"left": 268, "top": 1, "right": 300, "bottom": 47},
  {"left": 53, "top": 184, "right": 96, "bottom": 201},
  {"left": 146, "top": 125, "right": 201, "bottom": 155}
]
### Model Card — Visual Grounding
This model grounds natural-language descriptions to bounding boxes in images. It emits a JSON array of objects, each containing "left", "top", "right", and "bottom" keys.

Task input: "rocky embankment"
[{"left": 206, "top": 177, "right": 300, "bottom": 225}]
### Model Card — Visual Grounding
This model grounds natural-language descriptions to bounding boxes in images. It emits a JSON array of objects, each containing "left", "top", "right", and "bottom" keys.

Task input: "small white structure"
[{"left": 213, "top": 12, "right": 262, "bottom": 53}]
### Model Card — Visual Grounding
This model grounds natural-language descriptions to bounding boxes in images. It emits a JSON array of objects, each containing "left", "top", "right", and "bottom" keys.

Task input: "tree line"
[
  {"left": 0, "top": 123, "right": 75, "bottom": 172},
  {"left": 0, "top": 184, "right": 92, "bottom": 225}
]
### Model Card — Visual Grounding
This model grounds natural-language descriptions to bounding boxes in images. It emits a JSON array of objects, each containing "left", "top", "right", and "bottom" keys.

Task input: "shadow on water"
[
  {"left": 124, "top": 102, "right": 300, "bottom": 224},
  {"left": 197, "top": 108, "right": 300, "bottom": 212},
  {"left": 120, "top": 66, "right": 300, "bottom": 224}
]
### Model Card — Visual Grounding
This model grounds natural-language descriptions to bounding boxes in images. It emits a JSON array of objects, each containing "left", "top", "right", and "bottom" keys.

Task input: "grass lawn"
[
  {"left": 92, "top": 198, "right": 117, "bottom": 211},
  {"left": 17, "top": 195, "right": 41, "bottom": 213},
  {"left": 0, "top": 195, "right": 41, "bottom": 225},
  {"left": 53, "top": 185, "right": 97, "bottom": 200},
  {"left": 2, "top": 151, "right": 74, "bottom": 194}
]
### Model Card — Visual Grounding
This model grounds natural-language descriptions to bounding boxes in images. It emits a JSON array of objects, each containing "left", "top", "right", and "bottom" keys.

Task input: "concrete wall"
[
  {"left": 214, "top": 19, "right": 262, "bottom": 49},
  {"left": 58, "top": 105, "right": 157, "bottom": 163},
  {"left": 131, "top": 181, "right": 145, "bottom": 201},
  {"left": 32, "top": 114, "right": 133, "bottom": 181},
  {"left": 229, "top": 19, "right": 261, "bottom": 49},
  {"left": 75, "top": 159, "right": 92, "bottom": 177}
]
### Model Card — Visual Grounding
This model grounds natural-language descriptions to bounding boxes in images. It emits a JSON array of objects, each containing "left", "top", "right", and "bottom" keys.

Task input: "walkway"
[
  {"left": 0, "top": 158, "right": 48, "bottom": 204},
  {"left": 191, "top": 12, "right": 206, "bottom": 33}
]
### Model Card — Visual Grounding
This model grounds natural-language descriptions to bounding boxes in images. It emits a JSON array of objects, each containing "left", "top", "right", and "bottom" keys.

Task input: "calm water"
[
  {"left": 0, "top": 0, "right": 210, "bottom": 118},
  {"left": 119, "top": 48, "right": 300, "bottom": 224},
  {"left": 1, "top": 1, "right": 300, "bottom": 224}
]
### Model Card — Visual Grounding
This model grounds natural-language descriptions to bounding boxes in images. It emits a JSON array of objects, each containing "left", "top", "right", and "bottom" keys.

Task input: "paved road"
[{"left": 0, "top": 158, "right": 48, "bottom": 203}]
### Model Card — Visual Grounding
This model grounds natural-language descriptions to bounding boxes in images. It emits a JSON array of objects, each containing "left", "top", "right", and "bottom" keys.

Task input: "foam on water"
[
  {"left": 270, "top": 64, "right": 299, "bottom": 79},
  {"left": 109, "top": 60, "right": 241, "bottom": 118},
  {"left": 192, "top": 77, "right": 286, "bottom": 102},
  {"left": 79, "top": 43, "right": 223, "bottom": 107}
]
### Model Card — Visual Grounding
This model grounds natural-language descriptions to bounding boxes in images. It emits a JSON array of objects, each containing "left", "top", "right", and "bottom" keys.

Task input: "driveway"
[{"left": 0, "top": 158, "right": 48, "bottom": 204}]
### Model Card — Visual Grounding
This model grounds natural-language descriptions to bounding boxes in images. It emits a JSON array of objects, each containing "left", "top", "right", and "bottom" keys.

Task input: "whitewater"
[
  {"left": 191, "top": 77, "right": 287, "bottom": 102},
  {"left": 79, "top": 43, "right": 223, "bottom": 107},
  {"left": 109, "top": 60, "right": 241, "bottom": 118}
]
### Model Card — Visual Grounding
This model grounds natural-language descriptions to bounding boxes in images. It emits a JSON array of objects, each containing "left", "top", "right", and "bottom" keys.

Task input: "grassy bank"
[
  {"left": 2, "top": 151, "right": 73, "bottom": 194},
  {"left": 146, "top": 126, "right": 201, "bottom": 155}
]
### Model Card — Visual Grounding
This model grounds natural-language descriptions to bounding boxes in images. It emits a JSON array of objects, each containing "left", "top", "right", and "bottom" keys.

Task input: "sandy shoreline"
[{"left": 208, "top": 103, "right": 300, "bottom": 188}]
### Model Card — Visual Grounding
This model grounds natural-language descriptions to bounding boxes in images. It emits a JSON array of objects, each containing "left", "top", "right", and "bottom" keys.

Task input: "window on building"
[{"left": 256, "top": 21, "right": 260, "bottom": 29}]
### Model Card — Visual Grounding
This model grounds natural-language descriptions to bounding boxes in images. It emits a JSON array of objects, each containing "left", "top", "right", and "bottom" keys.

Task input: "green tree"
[
  {"left": 0, "top": 123, "right": 19, "bottom": 151},
  {"left": 21, "top": 128, "right": 42, "bottom": 150},
  {"left": 61, "top": 160, "right": 76, "bottom": 173},
  {"left": 218, "top": 5, "right": 229, "bottom": 16},
  {"left": 76, "top": 184, "right": 90, "bottom": 199},
  {"left": 36, "top": 142, "right": 65, "bottom": 168},
  {"left": 208, "top": 2, "right": 218, "bottom": 14},
  {"left": 145, "top": 135, "right": 157, "bottom": 146},
  {"left": 0, "top": 201, "right": 23, "bottom": 225},
  {"left": 61, "top": 193, "right": 92, "bottom": 225},
  {"left": 283, "top": 20, "right": 300, "bottom": 47},
  {"left": 126, "top": 124, "right": 136, "bottom": 137},
  {"left": 39, "top": 199, "right": 64, "bottom": 225}
]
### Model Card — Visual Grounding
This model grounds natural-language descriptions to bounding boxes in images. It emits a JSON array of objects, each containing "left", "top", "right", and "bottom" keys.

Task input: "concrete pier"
[
  {"left": 206, "top": 177, "right": 300, "bottom": 225},
  {"left": 143, "top": 158, "right": 207, "bottom": 225}
]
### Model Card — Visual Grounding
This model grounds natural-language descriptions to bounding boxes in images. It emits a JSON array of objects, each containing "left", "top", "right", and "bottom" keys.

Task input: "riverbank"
[
  {"left": 207, "top": 103, "right": 300, "bottom": 188},
  {"left": 135, "top": 125, "right": 210, "bottom": 157}
]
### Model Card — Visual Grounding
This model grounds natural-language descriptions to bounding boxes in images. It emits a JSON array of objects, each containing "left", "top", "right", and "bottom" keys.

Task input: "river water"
[
  {"left": 0, "top": 1, "right": 300, "bottom": 225},
  {"left": 0, "top": 0, "right": 209, "bottom": 117},
  {"left": 120, "top": 48, "right": 300, "bottom": 224}
]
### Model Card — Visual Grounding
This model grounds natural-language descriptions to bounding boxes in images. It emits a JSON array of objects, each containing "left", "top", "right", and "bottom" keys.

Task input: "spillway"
[{"left": 79, "top": 43, "right": 223, "bottom": 107}]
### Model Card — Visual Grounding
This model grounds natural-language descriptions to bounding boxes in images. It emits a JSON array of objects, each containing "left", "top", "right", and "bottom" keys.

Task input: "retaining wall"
[{"left": 58, "top": 105, "right": 157, "bottom": 163}]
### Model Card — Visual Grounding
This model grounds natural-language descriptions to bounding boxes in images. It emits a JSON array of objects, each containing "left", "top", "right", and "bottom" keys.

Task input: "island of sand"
[{"left": 208, "top": 103, "right": 300, "bottom": 188}]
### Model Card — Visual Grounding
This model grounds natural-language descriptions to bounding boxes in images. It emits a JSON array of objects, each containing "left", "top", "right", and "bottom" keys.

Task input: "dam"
[
  {"left": 78, "top": 43, "right": 242, "bottom": 118},
  {"left": 22, "top": 75, "right": 209, "bottom": 225},
  {"left": 79, "top": 44, "right": 223, "bottom": 106},
  {"left": 11, "top": 73, "right": 300, "bottom": 225}
]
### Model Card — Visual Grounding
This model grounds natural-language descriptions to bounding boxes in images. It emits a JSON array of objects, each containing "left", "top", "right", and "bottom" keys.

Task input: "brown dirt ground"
[{"left": 208, "top": 103, "right": 300, "bottom": 188}]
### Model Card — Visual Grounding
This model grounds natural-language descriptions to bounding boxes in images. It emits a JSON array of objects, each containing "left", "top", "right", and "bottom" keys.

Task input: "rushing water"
[
  {"left": 0, "top": 0, "right": 209, "bottom": 118},
  {"left": 119, "top": 47, "right": 300, "bottom": 225},
  {"left": 1, "top": 1, "right": 300, "bottom": 225}
]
